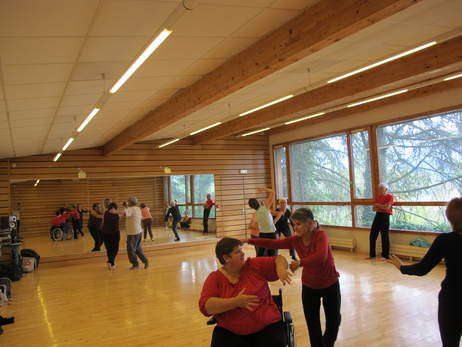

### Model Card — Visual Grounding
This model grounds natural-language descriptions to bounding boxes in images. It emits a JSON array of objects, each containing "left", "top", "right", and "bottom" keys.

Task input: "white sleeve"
[{"left": 125, "top": 207, "right": 132, "bottom": 216}]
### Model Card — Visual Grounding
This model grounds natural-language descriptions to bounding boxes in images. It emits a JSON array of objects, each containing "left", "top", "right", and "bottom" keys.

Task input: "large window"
[
  {"left": 168, "top": 174, "right": 216, "bottom": 218},
  {"left": 274, "top": 109, "right": 462, "bottom": 233}
]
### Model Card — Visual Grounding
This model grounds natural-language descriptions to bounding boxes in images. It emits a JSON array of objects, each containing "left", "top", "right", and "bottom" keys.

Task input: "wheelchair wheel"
[
  {"left": 65, "top": 230, "right": 73, "bottom": 240},
  {"left": 51, "top": 227, "right": 64, "bottom": 241}
]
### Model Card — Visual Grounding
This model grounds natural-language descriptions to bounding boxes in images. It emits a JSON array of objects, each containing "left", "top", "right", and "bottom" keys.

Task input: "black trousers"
[
  {"left": 171, "top": 220, "right": 180, "bottom": 239},
  {"left": 302, "top": 281, "right": 341, "bottom": 347},
  {"left": 203, "top": 208, "right": 211, "bottom": 233},
  {"left": 257, "top": 233, "right": 278, "bottom": 257},
  {"left": 142, "top": 218, "right": 153, "bottom": 240},
  {"left": 369, "top": 212, "right": 390, "bottom": 258},
  {"left": 438, "top": 296, "right": 462, "bottom": 347},
  {"left": 89, "top": 227, "right": 103, "bottom": 251},
  {"left": 102, "top": 232, "right": 120, "bottom": 266},
  {"left": 211, "top": 321, "right": 286, "bottom": 347},
  {"left": 277, "top": 227, "right": 297, "bottom": 260}
]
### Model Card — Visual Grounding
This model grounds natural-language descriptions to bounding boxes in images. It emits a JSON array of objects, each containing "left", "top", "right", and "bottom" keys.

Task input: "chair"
[{"left": 206, "top": 288, "right": 296, "bottom": 347}]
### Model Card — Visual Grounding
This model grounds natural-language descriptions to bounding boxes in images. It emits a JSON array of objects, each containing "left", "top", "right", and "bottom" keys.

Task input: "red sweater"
[
  {"left": 375, "top": 193, "right": 394, "bottom": 214},
  {"left": 199, "top": 257, "right": 281, "bottom": 335},
  {"left": 248, "top": 229, "right": 339, "bottom": 289}
]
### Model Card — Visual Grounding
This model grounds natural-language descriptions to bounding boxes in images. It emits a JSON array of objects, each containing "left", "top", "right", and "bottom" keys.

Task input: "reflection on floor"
[
  {"left": 21, "top": 227, "right": 217, "bottom": 258},
  {"left": 0, "top": 246, "right": 443, "bottom": 347}
]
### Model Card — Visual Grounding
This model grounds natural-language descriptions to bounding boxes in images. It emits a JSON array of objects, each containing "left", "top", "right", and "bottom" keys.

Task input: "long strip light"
[
  {"left": 444, "top": 72, "right": 462, "bottom": 81},
  {"left": 62, "top": 137, "right": 74, "bottom": 151},
  {"left": 241, "top": 127, "right": 270, "bottom": 137},
  {"left": 347, "top": 89, "right": 408, "bottom": 108},
  {"left": 190, "top": 122, "right": 222, "bottom": 135},
  {"left": 284, "top": 112, "right": 325, "bottom": 125},
  {"left": 110, "top": 29, "right": 172, "bottom": 94},
  {"left": 159, "top": 138, "right": 180, "bottom": 148},
  {"left": 53, "top": 153, "right": 62, "bottom": 162},
  {"left": 77, "top": 108, "right": 100, "bottom": 133},
  {"left": 238, "top": 95, "right": 294, "bottom": 117},
  {"left": 327, "top": 41, "right": 437, "bottom": 84},
  {"left": 34, "top": 179, "right": 40, "bottom": 187}
]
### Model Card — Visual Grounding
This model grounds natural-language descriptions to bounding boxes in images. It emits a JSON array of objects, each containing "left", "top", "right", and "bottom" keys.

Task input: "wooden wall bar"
[
  {"left": 0, "top": 160, "right": 9, "bottom": 216},
  {"left": 6, "top": 137, "right": 271, "bottom": 239}
]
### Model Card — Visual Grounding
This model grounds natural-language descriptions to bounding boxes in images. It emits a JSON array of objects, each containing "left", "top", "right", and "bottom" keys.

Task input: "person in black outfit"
[
  {"left": 165, "top": 200, "right": 181, "bottom": 241},
  {"left": 274, "top": 198, "right": 297, "bottom": 261},
  {"left": 102, "top": 202, "right": 121, "bottom": 270},
  {"left": 76, "top": 203, "right": 88, "bottom": 236},
  {"left": 88, "top": 202, "right": 103, "bottom": 252},
  {"left": 388, "top": 197, "right": 462, "bottom": 347}
]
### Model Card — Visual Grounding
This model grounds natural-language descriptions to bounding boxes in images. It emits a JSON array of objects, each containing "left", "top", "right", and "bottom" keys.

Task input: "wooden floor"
[
  {"left": 21, "top": 227, "right": 216, "bottom": 258},
  {"left": 0, "top": 245, "right": 444, "bottom": 347}
]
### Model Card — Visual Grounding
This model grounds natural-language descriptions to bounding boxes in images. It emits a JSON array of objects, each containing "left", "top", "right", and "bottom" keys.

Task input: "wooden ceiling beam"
[
  {"left": 191, "top": 35, "right": 462, "bottom": 144},
  {"left": 103, "top": 0, "right": 422, "bottom": 155}
]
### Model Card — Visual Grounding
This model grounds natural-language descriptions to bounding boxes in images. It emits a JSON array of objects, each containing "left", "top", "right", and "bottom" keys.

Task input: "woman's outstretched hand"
[
  {"left": 234, "top": 288, "right": 260, "bottom": 311},
  {"left": 387, "top": 254, "right": 403, "bottom": 269},
  {"left": 277, "top": 267, "right": 293, "bottom": 285},
  {"left": 289, "top": 260, "right": 300, "bottom": 273}
]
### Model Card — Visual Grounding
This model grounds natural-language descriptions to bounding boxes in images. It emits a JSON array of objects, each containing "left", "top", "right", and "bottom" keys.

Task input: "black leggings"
[
  {"left": 102, "top": 232, "right": 120, "bottom": 266},
  {"left": 439, "top": 297, "right": 462, "bottom": 347},
  {"left": 89, "top": 227, "right": 103, "bottom": 251},
  {"left": 256, "top": 233, "right": 278, "bottom": 257},
  {"left": 302, "top": 281, "right": 341, "bottom": 347},
  {"left": 369, "top": 212, "right": 390, "bottom": 258},
  {"left": 211, "top": 321, "right": 286, "bottom": 347}
]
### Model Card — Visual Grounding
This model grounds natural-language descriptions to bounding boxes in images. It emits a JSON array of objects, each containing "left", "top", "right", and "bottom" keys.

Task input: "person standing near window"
[
  {"left": 388, "top": 197, "right": 462, "bottom": 347},
  {"left": 165, "top": 200, "right": 181, "bottom": 241},
  {"left": 368, "top": 183, "right": 394, "bottom": 260},
  {"left": 274, "top": 198, "right": 297, "bottom": 261},
  {"left": 203, "top": 193, "right": 219, "bottom": 234}
]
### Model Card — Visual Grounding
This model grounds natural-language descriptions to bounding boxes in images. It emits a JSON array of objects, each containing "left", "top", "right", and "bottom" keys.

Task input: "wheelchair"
[
  {"left": 50, "top": 225, "right": 73, "bottom": 241},
  {"left": 206, "top": 288, "right": 296, "bottom": 347}
]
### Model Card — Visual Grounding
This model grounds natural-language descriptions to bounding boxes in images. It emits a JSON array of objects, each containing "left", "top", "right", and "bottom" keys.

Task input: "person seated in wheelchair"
[
  {"left": 199, "top": 237, "right": 292, "bottom": 347},
  {"left": 50, "top": 209, "right": 67, "bottom": 235}
]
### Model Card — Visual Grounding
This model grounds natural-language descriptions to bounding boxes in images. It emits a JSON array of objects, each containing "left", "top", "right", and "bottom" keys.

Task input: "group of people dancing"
[
  {"left": 199, "top": 186, "right": 462, "bottom": 347},
  {"left": 50, "top": 204, "right": 87, "bottom": 239}
]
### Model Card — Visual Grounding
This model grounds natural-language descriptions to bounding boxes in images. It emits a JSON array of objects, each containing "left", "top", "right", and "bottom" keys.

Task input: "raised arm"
[
  {"left": 257, "top": 187, "right": 275, "bottom": 209},
  {"left": 248, "top": 236, "right": 294, "bottom": 250},
  {"left": 275, "top": 255, "right": 292, "bottom": 285}
]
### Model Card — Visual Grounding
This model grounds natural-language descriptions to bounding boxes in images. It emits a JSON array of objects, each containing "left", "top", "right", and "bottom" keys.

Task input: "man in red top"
[
  {"left": 203, "top": 193, "right": 220, "bottom": 234},
  {"left": 369, "top": 183, "right": 394, "bottom": 260}
]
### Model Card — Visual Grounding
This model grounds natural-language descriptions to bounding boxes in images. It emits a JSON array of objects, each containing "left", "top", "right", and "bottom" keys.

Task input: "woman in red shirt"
[
  {"left": 248, "top": 208, "right": 341, "bottom": 347},
  {"left": 199, "top": 237, "right": 291, "bottom": 347},
  {"left": 369, "top": 183, "right": 394, "bottom": 259}
]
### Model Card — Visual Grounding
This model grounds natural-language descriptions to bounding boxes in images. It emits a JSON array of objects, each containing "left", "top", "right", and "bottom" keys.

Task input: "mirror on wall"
[{"left": 9, "top": 174, "right": 218, "bottom": 259}]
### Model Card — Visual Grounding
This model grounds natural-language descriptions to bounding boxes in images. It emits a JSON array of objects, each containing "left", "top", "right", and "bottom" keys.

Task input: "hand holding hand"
[
  {"left": 277, "top": 267, "right": 292, "bottom": 285},
  {"left": 289, "top": 260, "right": 300, "bottom": 273},
  {"left": 234, "top": 288, "right": 259, "bottom": 311},
  {"left": 387, "top": 254, "right": 403, "bottom": 269}
]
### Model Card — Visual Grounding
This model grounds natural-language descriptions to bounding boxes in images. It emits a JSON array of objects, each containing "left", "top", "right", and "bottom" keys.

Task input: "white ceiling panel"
[
  {"left": 173, "top": 4, "right": 262, "bottom": 37},
  {"left": 11, "top": 118, "right": 51, "bottom": 128},
  {"left": 7, "top": 97, "right": 60, "bottom": 112},
  {"left": 231, "top": 8, "right": 301, "bottom": 38},
  {"left": 136, "top": 58, "right": 195, "bottom": 78},
  {"left": 56, "top": 105, "right": 95, "bottom": 118},
  {"left": 90, "top": 1, "right": 177, "bottom": 37},
  {"left": 9, "top": 108, "right": 55, "bottom": 121},
  {"left": 183, "top": 58, "right": 228, "bottom": 76},
  {"left": 2, "top": 64, "right": 74, "bottom": 85},
  {"left": 65, "top": 80, "right": 107, "bottom": 96},
  {"left": 203, "top": 37, "right": 259, "bottom": 59},
  {"left": 150, "top": 36, "right": 224, "bottom": 60},
  {"left": 270, "top": 0, "right": 320, "bottom": 10},
  {"left": 0, "top": 0, "right": 98, "bottom": 37},
  {"left": 70, "top": 62, "right": 125, "bottom": 82},
  {"left": 0, "top": 38, "right": 84, "bottom": 65},
  {"left": 79, "top": 37, "right": 148, "bottom": 63},
  {"left": 200, "top": 0, "right": 274, "bottom": 7},
  {"left": 5, "top": 82, "right": 66, "bottom": 100},
  {"left": 60, "top": 94, "right": 102, "bottom": 108},
  {"left": 121, "top": 74, "right": 202, "bottom": 93}
]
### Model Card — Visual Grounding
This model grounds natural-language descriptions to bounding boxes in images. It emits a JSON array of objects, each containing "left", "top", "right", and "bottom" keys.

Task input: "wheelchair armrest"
[
  {"left": 283, "top": 311, "right": 292, "bottom": 324},
  {"left": 206, "top": 317, "right": 217, "bottom": 325}
]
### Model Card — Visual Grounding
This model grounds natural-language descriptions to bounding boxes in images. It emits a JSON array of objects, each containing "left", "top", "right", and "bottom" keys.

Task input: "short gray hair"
[
  {"left": 127, "top": 197, "right": 138, "bottom": 205},
  {"left": 378, "top": 183, "right": 388, "bottom": 190}
]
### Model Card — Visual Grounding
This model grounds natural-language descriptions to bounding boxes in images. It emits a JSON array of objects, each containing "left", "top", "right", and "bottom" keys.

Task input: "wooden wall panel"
[
  {"left": 0, "top": 160, "right": 10, "bottom": 216},
  {"left": 10, "top": 177, "right": 164, "bottom": 236},
  {"left": 7, "top": 137, "right": 271, "bottom": 239}
]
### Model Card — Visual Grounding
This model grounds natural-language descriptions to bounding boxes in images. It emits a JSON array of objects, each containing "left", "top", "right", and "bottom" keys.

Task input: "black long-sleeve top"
[
  {"left": 274, "top": 208, "right": 291, "bottom": 232},
  {"left": 400, "top": 231, "right": 462, "bottom": 299},
  {"left": 165, "top": 206, "right": 181, "bottom": 222}
]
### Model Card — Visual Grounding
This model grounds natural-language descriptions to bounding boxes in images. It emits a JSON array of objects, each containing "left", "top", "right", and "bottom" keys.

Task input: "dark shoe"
[
  {"left": 144, "top": 261, "right": 149, "bottom": 269},
  {"left": 174, "top": 238, "right": 180, "bottom": 242},
  {"left": 129, "top": 264, "right": 140, "bottom": 270}
]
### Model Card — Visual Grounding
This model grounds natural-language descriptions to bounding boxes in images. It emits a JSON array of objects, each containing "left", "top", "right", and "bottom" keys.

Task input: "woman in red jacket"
[
  {"left": 199, "top": 237, "right": 292, "bottom": 347},
  {"left": 248, "top": 208, "right": 341, "bottom": 347}
]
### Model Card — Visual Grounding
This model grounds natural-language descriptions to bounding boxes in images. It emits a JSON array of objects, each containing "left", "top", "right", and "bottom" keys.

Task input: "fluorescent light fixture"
[
  {"left": 284, "top": 112, "right": 325, "bottom": 125},
  {"left": 62, "top": 137, "right": 74, "bottom": 151},
  {"left": 110, "top": 29, "right": 172, "bottom": 94},
  {"left": 327, "top": 41, "right": 437, "bottom": 84},
  {"left": 77, "top": 108, "right": 100, "bottom": 133},
  {"left": 190, "top": 122, "right": 222, "bottom": 135},
  {"left": 241, "top": 127, "right": 271, "bottom": 137},
  {"left": 158, "top": 138, "right": 180, "bottom": 148},
  {"left": 34, "top": 179, "right": 40, "bottom": 187},
  {"left": 347, "top": 89, "right": 408, "bottom": 108},
  {"left": 444, "top": 72, "right": 462, "bottom": 81},
  {"left": 53, "top": 153, "right": 62, "bottom": 162},
  {"left": 238, "top": 95, "right": 294, "bottom": 117}
]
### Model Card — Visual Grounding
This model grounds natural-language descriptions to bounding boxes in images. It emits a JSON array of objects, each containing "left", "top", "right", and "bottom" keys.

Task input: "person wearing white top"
[
  {"left": 123, "top": 197, "right": 149, "bottom": 270},
  {"left": 248, "top": 188, "right": 278, "bottom": 257}
]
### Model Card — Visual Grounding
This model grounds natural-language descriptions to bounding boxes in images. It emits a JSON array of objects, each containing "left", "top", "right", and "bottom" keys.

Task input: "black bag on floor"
[
  {"left": 0, "top": 264, "right": 23, "bottom": 282},
  {"left": 20, "top": 249, "right": 40, "bottom": 268}
]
